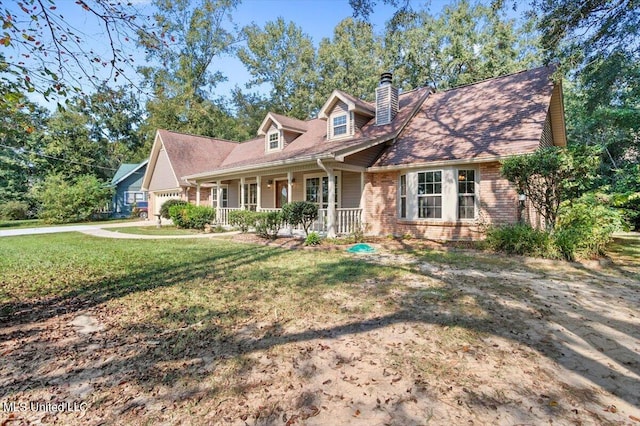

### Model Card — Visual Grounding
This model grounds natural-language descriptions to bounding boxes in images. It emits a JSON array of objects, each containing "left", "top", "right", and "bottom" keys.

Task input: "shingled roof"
[
  {"left": 185, "top": 87, "right": 430, "bottom": 179},
  {"left": 155, "top": 130, "right": 238, "bottom": 185},
  {"left": 372, "top": 66, "right": 557, "bottom": 168}
]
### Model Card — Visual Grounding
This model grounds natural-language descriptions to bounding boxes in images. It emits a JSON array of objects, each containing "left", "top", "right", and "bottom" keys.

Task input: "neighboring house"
[
  {"left": 111, "top": 160, "right": 149, "bottom": 218},
  {"left": 142, "top": 66, "right": 566, "bottom": 239}
]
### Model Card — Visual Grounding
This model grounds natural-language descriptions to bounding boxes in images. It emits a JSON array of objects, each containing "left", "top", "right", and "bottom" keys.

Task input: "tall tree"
[
  {"left": 384, "top": 1, "right": 540, "bottom": 91},
  {"left": 316, "top": 18, "right": 382, "bottom": 104},
  {"left": 0, "top": 85, "right": 48, "bottom": 203},
  {"left": 80, "top": 86, "right": 146, "bottom": 164},
  {"left": 39, "top": 99, "right": 115, "bottom": 180},
  {"left": 138, "top": 0, "right": 245, "bottom": 140},
  {"left": 237, "top": 18, "right": 317, "bottom": 119}
]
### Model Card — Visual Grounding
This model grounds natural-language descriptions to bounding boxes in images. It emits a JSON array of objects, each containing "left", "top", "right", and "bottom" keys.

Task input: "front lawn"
[
  {"left": 0, "top": 217, "right": 140, "bottom": 230},
  {"left": 0, "top": 233, "right": 638, "bottom": 425},
  {"left": 107, "top": 225, "right": 206, "bottom": 236}
]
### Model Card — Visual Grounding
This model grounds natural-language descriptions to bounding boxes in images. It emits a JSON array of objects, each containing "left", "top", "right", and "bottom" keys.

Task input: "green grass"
[
  {"left": 0, "top": 233, "right": 406, "bottom": 323},
  {"left": 107, "top": 225, "right": 205, "bottom": 235},
  {"left": 0, "top": 217, "right": 139, "bottom": 229}
]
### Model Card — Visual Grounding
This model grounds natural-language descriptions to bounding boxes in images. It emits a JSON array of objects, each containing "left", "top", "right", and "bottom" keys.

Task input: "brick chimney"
[{"left": 375, "top": 72, "right": 398, "bottom": 126}]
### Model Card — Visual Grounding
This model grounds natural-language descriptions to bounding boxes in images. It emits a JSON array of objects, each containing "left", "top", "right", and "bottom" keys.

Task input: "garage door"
[{"left": 153, "top": 191, "right": 182, "bottom": 215}]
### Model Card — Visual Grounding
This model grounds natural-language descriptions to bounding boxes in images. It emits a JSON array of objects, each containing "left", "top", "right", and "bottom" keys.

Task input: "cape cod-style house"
[{"left": 141, "top": 66, "right": 566, "bottom": 239}]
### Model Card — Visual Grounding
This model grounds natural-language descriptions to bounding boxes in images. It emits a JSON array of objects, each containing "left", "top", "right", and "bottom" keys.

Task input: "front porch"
[
  {"left": 217, "top": 206, "right": 363, "bottom": 235},
  {"left": 190, "top": 163, "right": 367, "bottom": 236}
]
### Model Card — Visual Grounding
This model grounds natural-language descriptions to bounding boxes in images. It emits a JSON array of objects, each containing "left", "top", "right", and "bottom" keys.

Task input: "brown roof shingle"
[
  {"left": 208, "top": 87, "right": 429, "bottom": 174},
  {"left": 158, "top": 129, "right": 238, "bottom": 185},
  {"left": 373, "top": 66, "right": 556, "bottom": 168}
]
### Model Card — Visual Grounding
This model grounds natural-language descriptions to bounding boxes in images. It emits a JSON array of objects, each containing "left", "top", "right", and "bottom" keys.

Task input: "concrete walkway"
[{"left": 0, "top": 220, "right": 238, "bottom": 239}]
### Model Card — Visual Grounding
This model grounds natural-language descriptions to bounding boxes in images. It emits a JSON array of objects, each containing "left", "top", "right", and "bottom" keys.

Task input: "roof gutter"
[
  {"left": 366, "top": 154, "right": 519, "bottom": 172},
  {"left": 184, "top": 154, "right": 334, "bottom": 182}
]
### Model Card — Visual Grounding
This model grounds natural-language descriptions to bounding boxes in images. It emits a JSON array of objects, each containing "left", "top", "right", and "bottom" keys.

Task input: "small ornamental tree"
[
  {"left": 281, "top": 201, "right": 318, "bottom": 236},
  {"left": 33, "top": 174, "right": 113, "bottom": 223},
  {"left": 500, "top": 146, "right": 599, "bottom": 229}
]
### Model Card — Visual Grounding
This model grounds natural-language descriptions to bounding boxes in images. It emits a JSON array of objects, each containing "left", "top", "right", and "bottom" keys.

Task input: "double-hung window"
[
  {"left": 243, "top": 183, "right": 258, "bottom": 211},
  {"left": 305, "top": 175, "right": 339, "bottom": 208},
  {"left": 457, "top": 170, "right": 476, "bottom": 219},
  {"left": 417, "top": 171, "right": 442, "bottom": 219},
  {"left": 268, "top": 132, "right": 280, "bottom": 150},
  {"left": 212, "top": 186, "right": 228, "bottom": 208},
  {"left": 332, "top": 114, "right": 347, "bottom": 137},
  {"left": 399, "top": 175, "right": 407, "bottom": 218},
  {"left": 125, "top": 191, "right": 146, "bottom": 205}
]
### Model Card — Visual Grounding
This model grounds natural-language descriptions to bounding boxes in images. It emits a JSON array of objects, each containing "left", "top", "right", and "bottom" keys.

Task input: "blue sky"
[{"left": 6, "top": 0, "right": 528, "bottom": 107}]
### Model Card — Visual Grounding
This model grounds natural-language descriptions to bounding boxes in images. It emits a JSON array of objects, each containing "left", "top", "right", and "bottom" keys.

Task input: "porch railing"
[{"left": 215, "top": 206, "right": 362, "bottom": 235}]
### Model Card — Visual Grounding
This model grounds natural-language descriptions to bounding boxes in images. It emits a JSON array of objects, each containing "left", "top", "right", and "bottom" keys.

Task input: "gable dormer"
[
  {"left": 318, "top": 90, "right": 375, "bottom": 141},
  {"left": 257, "top": 112, "right": 308, "bottom": 153}
]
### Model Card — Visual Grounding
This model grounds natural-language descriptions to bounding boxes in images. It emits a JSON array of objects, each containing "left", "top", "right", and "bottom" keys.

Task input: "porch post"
[
  {"left": 240, "top": 177, "right": 246, "bottom": 210},
  {"left": 256, "top": 175, "right": 262, "bottom": 211},
  {"left": 360, "top": 171, "right": 366, "bottom": 227},
  {"left": 326, "top": 167, "right": 336, "bottom": 238},
  {"left": 287, "top": 171, "right": 293, "bottom": 204},
  {"left": 216, "top": 180, "right": 221, "bottom": 222},
  {"left": 196, "top": 183, "right": 201, "bottom": 206}
]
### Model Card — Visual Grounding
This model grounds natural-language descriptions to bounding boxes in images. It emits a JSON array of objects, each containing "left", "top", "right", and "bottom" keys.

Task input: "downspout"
[{"left": 317, "top": 158, "right": 336, "bottom": 238}]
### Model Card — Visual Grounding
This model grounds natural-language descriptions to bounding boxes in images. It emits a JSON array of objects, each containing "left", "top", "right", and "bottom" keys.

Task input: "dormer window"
[
  {"left": 268, "top": 131, "right": 280, "bottom": 150},
  {"left": 332, "top": 114, "right": 348, "bottom": 137}
]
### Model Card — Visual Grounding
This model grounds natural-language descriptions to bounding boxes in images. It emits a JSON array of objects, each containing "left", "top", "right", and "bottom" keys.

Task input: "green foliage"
[
  {"left": 485, "top": 224, "right": 557, "bottom": 258},
  {"left": 305, "top": 231, "right": 322, "bottom": 246},
  {"left": 139, "top": 0, "right": 247, "bottom": 140},
  {"left": 316, "top": 18, "right": 382, "bottom": 104},
  {"left": 281, "top": 201, "right": 318, "bottom": 236},
  {"left": 228, "top": 209, "right": 258, "bottom": 233},
  {"left": 500, "top": 146, "right": 600, "bottom": 228},
  {"left": 254, "top": 211, "right": 282, "bottom": 239},
  {"left": 238, "top": 18, "right": 317, "bottom": 119},
  {"left": 554, "top": 194, "right": 623, "bottom": 260},
  {"left": 33, "top": 174, "right": 113, "bottom": 224},
  {"left": 0, "top": 201, "right": 30, "bottom": 220},
  {"left": 160, "top": 199, "right": 187, "bottom": 220},
  {"left": 168, "top": 204, "right": 215, "bottom": 230},
  {"left": 382, "top": 1, "right": 539, "bottom": 92}
]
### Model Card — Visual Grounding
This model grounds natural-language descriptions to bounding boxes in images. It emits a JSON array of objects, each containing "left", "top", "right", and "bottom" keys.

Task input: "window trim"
[
  {"left": 211, "top": 184, "right": 229, "bottom": 208},
  {"left": 243, "top": 182, "right": 258, "bottom": 210},
  {"left": 266, "top": 130, "right": 281, "bottom": 152},
  {"left": 399, "top": 174, "right": 407, "bottom": 218},
  {"left": 124, "top": 191, "right": 146, "bottom": 206},
  {"left": 303, "top": 171, "right": 341, "bottom": 209},
  {"left": 398, "top": 167, "right": 480, "bottom": 222},
  {"left": 457, "top": 169, "right": 477, "bottom": 220},
  {"left": 332, "top": 114, "right": 348, "bottom": 138},
  {"left": 417, "top": 170, "right": 442, "bottom": 219}
]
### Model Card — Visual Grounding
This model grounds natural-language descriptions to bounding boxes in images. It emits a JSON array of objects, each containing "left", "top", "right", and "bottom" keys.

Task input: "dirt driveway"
[{"left": 0, "top": 234, "right": 638, "bottom": 425}]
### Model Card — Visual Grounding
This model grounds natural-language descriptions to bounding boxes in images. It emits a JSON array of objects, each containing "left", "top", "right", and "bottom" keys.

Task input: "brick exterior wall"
[{"left": 364, "top": 162, "right": 521, "bottom": 240}]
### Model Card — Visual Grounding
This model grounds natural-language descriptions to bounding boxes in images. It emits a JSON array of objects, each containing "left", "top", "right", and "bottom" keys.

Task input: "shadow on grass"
[{"left": 1, "top": 234, "right": 639, "bottom": 420}]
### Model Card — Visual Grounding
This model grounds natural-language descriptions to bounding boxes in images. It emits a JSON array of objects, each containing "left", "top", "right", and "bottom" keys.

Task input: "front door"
[{"left": 276, "top": 181, "right": 288, "bottom": 208}]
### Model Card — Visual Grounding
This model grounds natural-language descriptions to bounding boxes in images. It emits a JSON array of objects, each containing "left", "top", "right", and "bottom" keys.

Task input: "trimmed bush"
[
  {"left": 281, "top": 201, "right": 318, "bottom": 235},
  {"left": 229, "top": 209, "right": 258, "bottom": 232},
  {"left": 0, "top": 201, "right": 30, "bottom": 220},
  {"left": 255, "top": 211, "right": 282, "bottom": 239},
  {"left": 554, "top": 194, "right": 623, "bottom": 260},
  {"left": 484, "top": 223, "right": 557, "bottom": 258},
  {"left": 304, "top": 231, "right": 321, "bottom": 246},
  {"left": 160, "top": 199, "right": 187, "bottom": 220},
  {"left": 168, "top": 204, "right": 215, "bottom": 230}
]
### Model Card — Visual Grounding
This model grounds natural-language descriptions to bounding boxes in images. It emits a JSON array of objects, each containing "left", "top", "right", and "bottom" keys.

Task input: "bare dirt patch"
[{"left": 1, "top": 235, "right": 639, "bottom": 425}]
